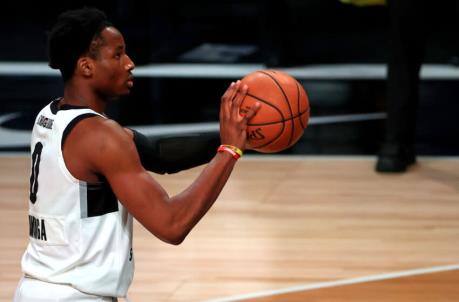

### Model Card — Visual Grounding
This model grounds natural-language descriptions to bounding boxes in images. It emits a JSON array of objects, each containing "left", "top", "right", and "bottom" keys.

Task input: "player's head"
[{"left": 48, "top": 7, "right": 135, "bottom": 96}]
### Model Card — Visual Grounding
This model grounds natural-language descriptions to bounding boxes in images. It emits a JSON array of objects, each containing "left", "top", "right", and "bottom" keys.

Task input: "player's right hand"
[{"left": 219, "top": 80, "right": 260, "bottom": 151}]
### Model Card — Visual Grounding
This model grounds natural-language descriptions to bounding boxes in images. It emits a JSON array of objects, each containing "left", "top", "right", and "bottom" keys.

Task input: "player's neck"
[{"left": 63, "top": 84, "right": 106, "bottom": 113}]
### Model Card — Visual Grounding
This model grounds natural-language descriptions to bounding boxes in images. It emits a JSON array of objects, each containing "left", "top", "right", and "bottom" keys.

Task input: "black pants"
[
  {"left": 384, "top": 0, "right": 426, "bottom": 149},
  {"left": 384, "top": 0, "right": 459, "bottom": 149}
]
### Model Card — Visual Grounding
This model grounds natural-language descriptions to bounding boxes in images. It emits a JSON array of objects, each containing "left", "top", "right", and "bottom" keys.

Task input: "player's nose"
[{"left": 125, "top": 55, "right": 135, "bottom": 71}]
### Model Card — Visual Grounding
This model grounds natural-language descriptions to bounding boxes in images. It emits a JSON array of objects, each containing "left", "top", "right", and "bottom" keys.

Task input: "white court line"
[{"left": 207, "top": 263, "right": 459, "bottom": 302}]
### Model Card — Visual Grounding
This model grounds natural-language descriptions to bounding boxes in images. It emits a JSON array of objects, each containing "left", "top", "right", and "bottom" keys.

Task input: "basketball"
[{"left": 239, "top": 70, "right": 310, "bottom": 153}]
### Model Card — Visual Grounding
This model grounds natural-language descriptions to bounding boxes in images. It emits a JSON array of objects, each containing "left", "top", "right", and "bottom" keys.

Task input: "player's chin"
[
  {"left": 119, "top": 85, "right": 133, "bottom": 96},
  {"left": 117, "top": 80, "right": 134, "bottom": 95}
]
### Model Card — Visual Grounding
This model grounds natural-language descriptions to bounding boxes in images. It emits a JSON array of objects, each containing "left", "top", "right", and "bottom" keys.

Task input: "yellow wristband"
[
  {"left": 221, "top": 144, "right": 243, "bottom": 158},
  {"left": 217, "top": 145, "right": 242, "bottom": 160}
]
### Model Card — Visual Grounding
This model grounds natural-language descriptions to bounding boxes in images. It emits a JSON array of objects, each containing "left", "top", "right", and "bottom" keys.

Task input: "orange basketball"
[{"left": 240, "top": 70, "right": 310, "bottom": 153}]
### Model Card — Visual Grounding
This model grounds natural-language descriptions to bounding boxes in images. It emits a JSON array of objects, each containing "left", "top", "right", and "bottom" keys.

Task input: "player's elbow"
[
  {"left": 143, "top": 202, "right": 192, "bottom": 245},
  {"left": 148, "top": 219, "right": 190, "bottom": 245},
  {"left": 158, "top": 229, "right": 188, "bottom": 245},
  {"left": 167, "top": 235, "right": 186, "bottom": 246}
]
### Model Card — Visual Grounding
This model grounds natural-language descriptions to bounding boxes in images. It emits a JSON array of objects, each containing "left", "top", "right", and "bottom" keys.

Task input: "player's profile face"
[{"left": 92, "top": 27, "right": 135, "bottom": 98}]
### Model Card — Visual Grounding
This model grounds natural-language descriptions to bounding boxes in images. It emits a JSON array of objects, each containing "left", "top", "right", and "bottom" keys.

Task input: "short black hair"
[{"left": 47, "top": 7, "right": 113, "bottom": 81}]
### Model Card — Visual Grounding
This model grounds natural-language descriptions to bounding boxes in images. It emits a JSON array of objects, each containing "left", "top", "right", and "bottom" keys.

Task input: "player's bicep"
[{"left": 91, "top": 124, "right": 172, "bottom": 234}]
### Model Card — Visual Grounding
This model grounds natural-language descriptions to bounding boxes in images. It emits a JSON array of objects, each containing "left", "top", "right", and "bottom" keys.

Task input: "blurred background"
[{"left": 1, "top": 0, "right": 459, "bottom": 156}]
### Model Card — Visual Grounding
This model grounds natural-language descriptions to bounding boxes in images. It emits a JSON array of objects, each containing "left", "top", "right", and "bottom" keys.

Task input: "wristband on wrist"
[
  {"left": 217, "top": 144, "right": 242, "bottom": 160},
  {"left": 221, "top": 144, "right": 243, "bottom": 158}
]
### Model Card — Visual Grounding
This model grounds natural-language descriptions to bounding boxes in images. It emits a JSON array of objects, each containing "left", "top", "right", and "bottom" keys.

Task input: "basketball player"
[{"left": 14, "top": 7, "right": 259, "bottom": 301}]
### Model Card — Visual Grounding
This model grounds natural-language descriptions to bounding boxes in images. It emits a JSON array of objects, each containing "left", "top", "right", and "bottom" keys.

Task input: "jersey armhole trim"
[
  {"left": 58, "top": 113, "right": 100, "bottom": 184},
  {"left": 61, "top": 113, "right": 100, "bottom": 150}
]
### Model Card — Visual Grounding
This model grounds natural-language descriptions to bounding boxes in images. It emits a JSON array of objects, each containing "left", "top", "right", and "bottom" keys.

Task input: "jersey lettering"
[
  {"left": 29, "top": 215, "right": 47, "bottom": 241},
  {"left": 37, "top": 115, "right": 54, "bottom": 129}
]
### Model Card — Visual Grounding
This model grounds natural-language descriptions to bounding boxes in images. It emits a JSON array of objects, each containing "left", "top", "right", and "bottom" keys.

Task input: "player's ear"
[{"left": 77, "top": 57, "right": 94, "bottom": 77}]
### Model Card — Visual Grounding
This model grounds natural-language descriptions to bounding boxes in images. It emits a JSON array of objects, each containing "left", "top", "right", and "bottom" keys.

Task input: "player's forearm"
[{"left": 167, "top": 151, "right": 237, "bottom": 244}]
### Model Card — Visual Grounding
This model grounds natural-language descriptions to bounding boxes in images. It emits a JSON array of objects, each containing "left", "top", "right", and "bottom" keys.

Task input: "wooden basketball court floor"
[{"left": 1, "top": 155, "right": 458, "bottom": 301}]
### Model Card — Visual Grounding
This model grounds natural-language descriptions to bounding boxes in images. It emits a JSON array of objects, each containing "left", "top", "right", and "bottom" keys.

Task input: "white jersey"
[{"left": 21, "top": 99, "right": 134, "bottom": 297}]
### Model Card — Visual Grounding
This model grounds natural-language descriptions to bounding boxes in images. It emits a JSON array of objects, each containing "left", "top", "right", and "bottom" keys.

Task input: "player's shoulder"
[
  {"left": 70, "top": 115, "right": 133, "bottom": 150},
  {"left": 61, "top": 113, "right": 138, "bottom": 178}
]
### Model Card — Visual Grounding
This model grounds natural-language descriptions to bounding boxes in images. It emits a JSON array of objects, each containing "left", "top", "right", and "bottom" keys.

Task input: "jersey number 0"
[{"left": 30, "top": 142, "right": 43, "bottom": 204}]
